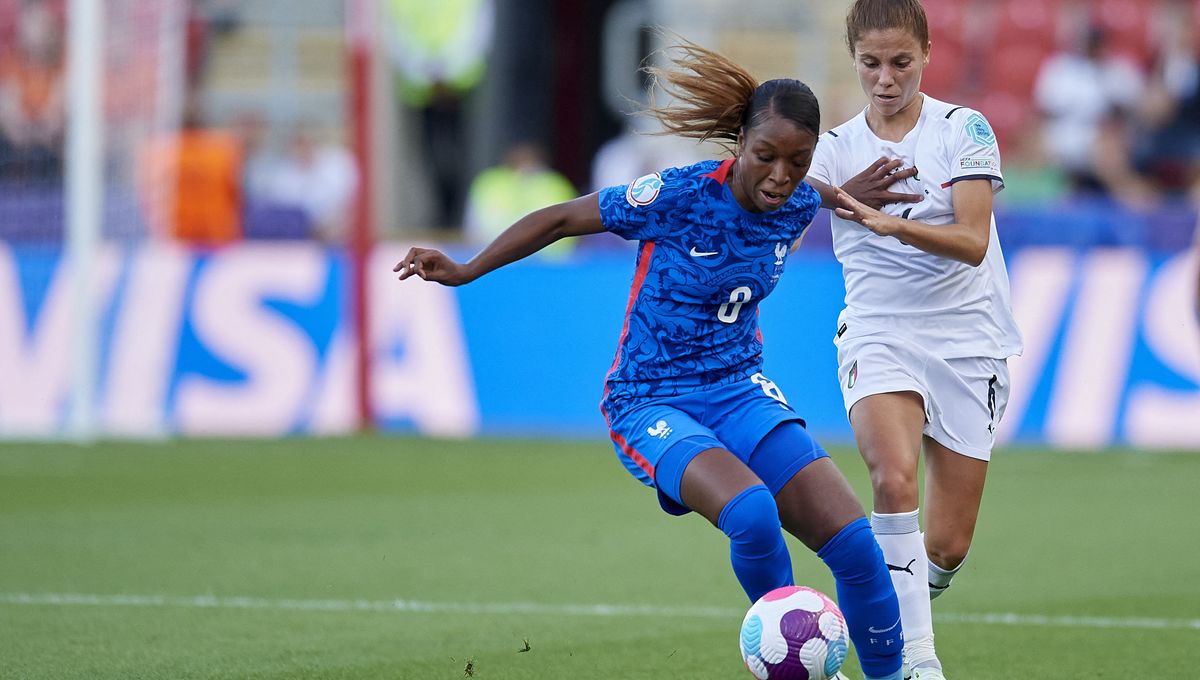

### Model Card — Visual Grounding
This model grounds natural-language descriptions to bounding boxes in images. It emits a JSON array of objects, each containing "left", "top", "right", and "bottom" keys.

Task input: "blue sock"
[
  {"left": 717, "top": 485, "right": 794, "bottom": 603},
  {"left": 817, "top": 517, "right": 904, "bottom": 680}
]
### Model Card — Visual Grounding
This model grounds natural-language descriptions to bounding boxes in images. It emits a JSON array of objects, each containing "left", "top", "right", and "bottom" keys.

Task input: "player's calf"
[{"left": 817, "top": 517, "right": 905, "bottom": 680}]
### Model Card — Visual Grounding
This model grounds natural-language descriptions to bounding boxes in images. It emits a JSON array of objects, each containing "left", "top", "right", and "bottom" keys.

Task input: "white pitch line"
[{"left": 2, "top": 592, "right": 1198, "bottom": 632}]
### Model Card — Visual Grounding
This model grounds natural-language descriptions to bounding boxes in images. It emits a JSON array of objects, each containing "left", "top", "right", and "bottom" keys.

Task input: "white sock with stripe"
[
  {"left": 928, "top": 547, "right": 968, "bottom": 601},
  {"left": 871, "top": 510, "right": 940, "bottom": 670}
]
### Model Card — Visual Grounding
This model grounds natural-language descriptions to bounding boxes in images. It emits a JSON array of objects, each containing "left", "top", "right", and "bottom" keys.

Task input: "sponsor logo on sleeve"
[
  {"left": 960, "top": 156, "right": 997, "bottom": 171},
  {"left": 626, "top": 172, "right": 664, "bottom": 207}
]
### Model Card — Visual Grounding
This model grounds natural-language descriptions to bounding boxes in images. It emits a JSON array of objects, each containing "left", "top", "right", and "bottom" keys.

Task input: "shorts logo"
[
  {"left": 646, "top": 419, "right": 672, "bottom": 439},
  {"left": 986, "top": 374, "right": 998, "bottom": 433},
  {"left": 626, "top": 173, "right": 664, "bottom": 207},
  {"left": 847, "top": 360, "right": 858, "bottom": 389},
  {"left": 964, "top": 112, "right": 996, "bottom": 146}
]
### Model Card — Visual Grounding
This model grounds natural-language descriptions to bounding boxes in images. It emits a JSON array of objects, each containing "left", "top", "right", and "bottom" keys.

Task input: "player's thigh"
[
  {"left": 679, "top": 448, "right": 765, "bottom": 527},
  {"left": 742, "top": 420, "right": 860, "bottom": 550},
  {"left": 775, "top": 456, "right": 866, "bottom": 552},
  {"left": 605, "top": 399, "right": 725, "bottom": 516},
  {"left": 838, "top": 338, "right": 927, "bottom": 505},
  {"left": 848, "top": 391, "right": 926, "bottom": 511}
]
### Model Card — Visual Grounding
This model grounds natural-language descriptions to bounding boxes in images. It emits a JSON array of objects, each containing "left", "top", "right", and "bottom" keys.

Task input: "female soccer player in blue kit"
[{"left": 395, "top": 42, "right": 912, "bottom": 680}]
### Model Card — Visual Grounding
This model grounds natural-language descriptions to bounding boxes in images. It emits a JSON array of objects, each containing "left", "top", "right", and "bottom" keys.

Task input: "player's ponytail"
[
  {"left": 643, "top": 39, "right": 820, "bottom": 151},
  {"left": 643, "top": 40, "right": 758, "bottom": 148}
]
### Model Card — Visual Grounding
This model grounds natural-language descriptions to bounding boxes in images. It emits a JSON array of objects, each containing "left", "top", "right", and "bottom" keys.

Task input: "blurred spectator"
[
  {"left": 185, "top": 0, "right": 242, "bottom": 98},
  {"left": 259, "top": 124, "right": 358, "bottom": 242},
  {"left": 464, "top": 141, "right": 575, "bottom": 257},
  {"left": 384, "top": 0, "right": 494, "bottom": 231},
  {"left": 232, "top": 110, "right": 274, "bottom": 202},
  {"left": 1033, "top": 23, "right": 1157, "bottom": 207},
  {"left": 137, "top": 104, "right": 243, "bottom": 245},
  {"left": 0, "top": 0, "right": 64, "bottom": 182},
  {"left": 1134, "top": 11, "right": 1200, "bottom": 199}
]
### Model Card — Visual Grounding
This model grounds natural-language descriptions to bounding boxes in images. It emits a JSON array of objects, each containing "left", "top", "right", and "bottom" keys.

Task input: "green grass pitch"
[{"left": 1, "top": 436, "right": 1198, "bottom": 679}]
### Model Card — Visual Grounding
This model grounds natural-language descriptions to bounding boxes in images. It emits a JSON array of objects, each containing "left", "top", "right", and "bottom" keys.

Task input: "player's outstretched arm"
[
  {"left": 833, "top": 178, "right": 993, "bottom": 266},
  {"left": 808, "top": 156, "right": 922, "bottom": 210},
  {"left": 394, "top": 193, "right": 605, "bottom": 286}
]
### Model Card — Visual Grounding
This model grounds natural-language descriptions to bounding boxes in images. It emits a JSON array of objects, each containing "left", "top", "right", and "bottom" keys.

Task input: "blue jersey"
[{"left": 598, "top": 159, "right": 821, "bottom": 416}]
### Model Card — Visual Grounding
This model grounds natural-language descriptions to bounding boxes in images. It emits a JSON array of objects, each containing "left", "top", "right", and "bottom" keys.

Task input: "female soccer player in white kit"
[{"left": 805, "top": 2, "right": 1023, "bottom": 678}]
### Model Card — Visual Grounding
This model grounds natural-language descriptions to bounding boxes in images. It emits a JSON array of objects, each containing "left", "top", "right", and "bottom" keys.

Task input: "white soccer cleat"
[
  {"left": 910, "top": 667, "right": 947, "bottom": 680},
  {"left": 903, "top": 633, "right": 938, "bottom": 678}
]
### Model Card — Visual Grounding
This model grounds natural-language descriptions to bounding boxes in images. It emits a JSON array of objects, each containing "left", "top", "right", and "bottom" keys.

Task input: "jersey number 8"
[{"left": 717, "top": 286, "right": 753, "bottom": 323}]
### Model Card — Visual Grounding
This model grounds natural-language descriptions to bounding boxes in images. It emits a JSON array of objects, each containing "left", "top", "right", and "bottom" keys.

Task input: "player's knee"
[
  {"left": 717, "top": 485, "right": 782, "bottom": 552},
  {"left": 867, "top": 465, "right": 918, "bottom": 508}
]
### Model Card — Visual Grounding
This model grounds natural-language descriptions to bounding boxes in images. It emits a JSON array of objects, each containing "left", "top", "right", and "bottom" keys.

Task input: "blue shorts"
[{"left": 602, "top": 372, "right": 828, "bottom": 515}]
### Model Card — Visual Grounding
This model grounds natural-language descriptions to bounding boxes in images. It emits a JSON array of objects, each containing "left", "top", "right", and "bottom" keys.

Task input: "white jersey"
[{"left": 808, "top": 94, "right": 1023, "bottom": 360}]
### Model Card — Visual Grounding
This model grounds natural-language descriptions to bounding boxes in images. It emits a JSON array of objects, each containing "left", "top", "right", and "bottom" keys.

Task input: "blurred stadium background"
[
  {"left": 2, "top": 1, "right": 1199, "bottom": 678},
  {"left": 0, "top": 0, "right": 1196, "bottom": 446}
]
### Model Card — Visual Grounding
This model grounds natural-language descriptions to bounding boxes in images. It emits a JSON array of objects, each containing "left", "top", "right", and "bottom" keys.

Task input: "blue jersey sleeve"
[{"left": 598, "top": 166, "right": 691, "bottom": 241}]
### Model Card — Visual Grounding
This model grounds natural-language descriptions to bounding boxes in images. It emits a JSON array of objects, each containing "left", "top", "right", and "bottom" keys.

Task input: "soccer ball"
[{"left": 739, "top": 585, "right": 850, "bottom": 680}]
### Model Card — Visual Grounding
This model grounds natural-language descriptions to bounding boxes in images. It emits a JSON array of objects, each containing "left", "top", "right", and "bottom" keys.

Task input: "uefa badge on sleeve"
[{"left": 626, "top": 172, "right": 663, "bottom": 207}]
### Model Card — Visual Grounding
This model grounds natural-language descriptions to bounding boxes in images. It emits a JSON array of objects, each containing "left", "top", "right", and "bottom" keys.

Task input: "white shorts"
[{"left": 835, "top": 332, "right": 1010, "bottom": 461}]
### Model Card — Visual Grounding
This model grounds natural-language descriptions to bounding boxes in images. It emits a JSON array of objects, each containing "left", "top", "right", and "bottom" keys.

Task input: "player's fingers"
[
  {"left": 890, "top": 165, "right": 918, "bottom": 180},
  {"left": 862, "top": 157, "right": 887, "bottom": 177},
  {"left": 834, "top": 207, "right": 855, "bottom": 221},
  {"left": 835, "top": 187, "right": 862, "bottom": 209},
  {"left": 876, "top": 158, "right": 904, "bottom": 177},
  {"left": 394, "top": 247, "right": 424, "bottom": 272},
  {"left": 396, "top": 248, "right": 432, "bottom": 280}
]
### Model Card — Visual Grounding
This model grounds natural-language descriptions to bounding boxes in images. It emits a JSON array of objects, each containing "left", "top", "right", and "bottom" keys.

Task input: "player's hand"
[
  {"left": 393, "top": 247, "right": 470, "bottom": 286},
  {"left": 834, "top": 187, "right": 900, "bottom": 237},
  {"left": 840, "top": 156, "right": 922, "bottom": 209}
]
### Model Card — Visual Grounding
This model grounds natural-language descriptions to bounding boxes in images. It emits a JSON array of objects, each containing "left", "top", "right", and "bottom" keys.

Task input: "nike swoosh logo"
[
  {"left": 867, "top": 617, "right": 901, "bottom": 634},
  {"left": 689, "top": 247, "right": 719, "bottom": 257}
]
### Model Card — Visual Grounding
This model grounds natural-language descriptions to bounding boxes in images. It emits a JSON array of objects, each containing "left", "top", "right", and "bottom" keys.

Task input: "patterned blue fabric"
[{"left": 597, "top": 159, "right": 821, "bottom": 417}]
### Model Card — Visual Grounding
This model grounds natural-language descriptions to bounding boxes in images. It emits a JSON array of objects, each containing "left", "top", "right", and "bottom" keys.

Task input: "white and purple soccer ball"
[{"left": 739, "top": 585, "right": 850, "bottom": 680}]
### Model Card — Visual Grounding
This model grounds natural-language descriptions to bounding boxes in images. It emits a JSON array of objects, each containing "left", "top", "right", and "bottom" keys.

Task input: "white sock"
[
  {"left": 928, "top": 549, "right": 967, "bottom": 601},
  {"left": 871, "top": 510, "right": 938, "bottom": 667}
]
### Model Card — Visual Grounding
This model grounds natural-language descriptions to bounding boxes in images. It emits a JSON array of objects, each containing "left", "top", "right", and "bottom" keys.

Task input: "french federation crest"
[
  {"left": 964, "top": 112, "right": 996, "bottom": 146},
  {"left": 626, "top": 172, "right": 664, "bottom": 207}
]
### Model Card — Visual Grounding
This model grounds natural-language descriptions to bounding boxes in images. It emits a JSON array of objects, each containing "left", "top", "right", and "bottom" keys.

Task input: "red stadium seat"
[
  {"left": 921, "top": 0, "right": 972, "bottom": 99},
  {"left": 923, "top": 0, "right": 968, "bottom": 42},
  {"left": 922, "top": 38, "right": 966, "bottom": 99},
  {"left": 986, "top": 41, "right": 1051, "bottom": 97},
  {"left": 1095, "top": 0, "right": 1158, "bottom": 66},
  {"left": 995, "top": 0, "right": 1058, "bottom": 47},
  {"left": 978, "top": 0, "right": 1059, "bottom": 100}
]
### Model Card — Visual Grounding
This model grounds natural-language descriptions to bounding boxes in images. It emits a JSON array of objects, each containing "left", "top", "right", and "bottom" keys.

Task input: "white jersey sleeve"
[
  {"left": 947, "top": 108, "right": 1004, "bottom": 193},
  {"left": 807, "top": 131, "right": 841, "bottom": 187}
]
